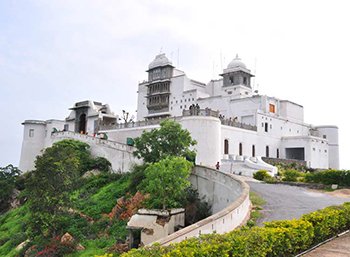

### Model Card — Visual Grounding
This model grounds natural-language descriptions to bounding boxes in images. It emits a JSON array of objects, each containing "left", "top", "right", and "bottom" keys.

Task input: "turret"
[{"left": 19, "top": 120, "right": 47, "bottom": 172}]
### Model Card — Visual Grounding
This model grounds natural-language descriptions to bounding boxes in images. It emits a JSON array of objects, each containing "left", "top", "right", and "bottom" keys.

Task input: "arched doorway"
[
  {"left": 224, "top": 139, "right": 229, "bottom": 155},
  {"left": 266, "top": 146, "right": 270, "bottom": 158},
  {"left": 239, "top": 143, "right": 243, "bottom": 156},
  {"left": 252, "top": 145, "right": 255, "bottom": 157},
  {"left": 79, "top": 114, "right": 87, "bottom": 134}
]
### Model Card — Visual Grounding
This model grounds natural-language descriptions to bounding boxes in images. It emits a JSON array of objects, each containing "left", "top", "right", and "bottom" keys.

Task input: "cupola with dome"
[{"left": 220, "top": 54, "right": 254, "bottom": 90}]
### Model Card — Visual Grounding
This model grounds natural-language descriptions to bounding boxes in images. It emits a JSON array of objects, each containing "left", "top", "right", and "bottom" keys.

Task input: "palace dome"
[
  {"left": 227, "top": 54, "right": 247, "bottom": 69},
  {"left": 149, "top": 53, "right": 173, "bottom": 69}
]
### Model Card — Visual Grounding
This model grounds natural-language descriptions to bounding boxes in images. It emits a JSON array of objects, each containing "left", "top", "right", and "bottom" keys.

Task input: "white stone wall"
[
  {"left": 316, "top": 126, "right": 339, "bottom": 169},
  {"left": 155, "top": 166, "right": 250, "bottom": 246},
  {"left": 19, "top": 122, "right": 46, "bottom": 172}
]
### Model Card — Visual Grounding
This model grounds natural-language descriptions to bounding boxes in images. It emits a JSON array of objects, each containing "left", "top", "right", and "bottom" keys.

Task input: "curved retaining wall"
[{"left": 155, "top": 165, "right": 250, "bottom": 246}]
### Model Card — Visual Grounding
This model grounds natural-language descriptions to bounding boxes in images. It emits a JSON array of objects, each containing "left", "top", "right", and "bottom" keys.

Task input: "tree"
[
  {"left": 133, "top": 119, "right": 197, "bottom": 164},
  {"left": 26, "top": 139, "right": 90, "bottom": 238},
  {"left": 143, "top": 157, "right": 193, "bottom": 210},
  {"left": 0, "top": 164, "right": 21, "bottom": 213}
]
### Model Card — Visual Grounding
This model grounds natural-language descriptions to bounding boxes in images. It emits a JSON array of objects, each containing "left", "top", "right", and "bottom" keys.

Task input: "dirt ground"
[{"left": 309, "top": 189, "right": 350, "bottom": 198}]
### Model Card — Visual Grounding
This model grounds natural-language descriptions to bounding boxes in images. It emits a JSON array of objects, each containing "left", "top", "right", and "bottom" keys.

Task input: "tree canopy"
[
  {"left": 0, "top": 164, "right": 21, "bottom": 213},
  {"left": 133, "top": 119, "right": 197, "bottom": 164},
  {"left": 143, "top": 157, "right": 193, "bottom": 210}
]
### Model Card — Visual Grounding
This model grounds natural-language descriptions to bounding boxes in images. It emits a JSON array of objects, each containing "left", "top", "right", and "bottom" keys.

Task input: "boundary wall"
[
  {"left": 155, "top": 165, "right": 250, "bottom": 246},
  {"left": 51, "top": 131, "right": 139, "bottom": 173}
]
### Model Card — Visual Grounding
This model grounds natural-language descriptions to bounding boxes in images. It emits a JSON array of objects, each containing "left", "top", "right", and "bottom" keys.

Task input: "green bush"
[
  {"left": 305, "top": 170, "right": 350, "bottom": 186},
  {"left": 253, "top": 170, "right": 271, "bottom": 181},
  {"left": 121, "top": 202, "right": 350, "bottom": 257},
  {"left": 282, "top": 169, "right": 304, "bottom": 182},
  {"left": 263, "top": 176, "right": 278, "bottom": 183}
]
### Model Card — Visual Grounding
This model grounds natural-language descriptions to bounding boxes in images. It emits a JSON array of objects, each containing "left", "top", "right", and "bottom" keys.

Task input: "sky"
[{"left": 1, "top": 0, "right": 349, "bottom": 169}]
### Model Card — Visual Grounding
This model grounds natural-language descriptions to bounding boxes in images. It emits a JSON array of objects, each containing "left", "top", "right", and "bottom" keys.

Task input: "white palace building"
[{"left": 19, "top": 54, "right": 340, "bottom": 174}]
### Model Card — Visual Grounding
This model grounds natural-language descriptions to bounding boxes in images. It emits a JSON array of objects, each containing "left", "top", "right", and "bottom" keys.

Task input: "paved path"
[
  {"left": 304, "top": 232, "right": 350, "bottom": 257},
  {"left": 247, "top": 182, "right": 350, "bottom": 227}
]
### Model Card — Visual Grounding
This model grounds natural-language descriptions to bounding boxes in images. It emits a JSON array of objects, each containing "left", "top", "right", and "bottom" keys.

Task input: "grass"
[
  {"left": 248, "top": 191, "right": 266, "bottom": 227},
  {"left": 0, "top": 205, "right": 30, "bottom": 256}
]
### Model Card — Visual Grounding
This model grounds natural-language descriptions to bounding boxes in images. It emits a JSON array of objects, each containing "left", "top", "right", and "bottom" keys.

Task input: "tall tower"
[
  {"left": 19, "top": 120, "right": 46, "bottom": 172},
  {"left": 144, "top": 53, "right": 174, "bottom": 119},
  {"left": 220, "top": 55, "right": 254, "bottom": 99}
]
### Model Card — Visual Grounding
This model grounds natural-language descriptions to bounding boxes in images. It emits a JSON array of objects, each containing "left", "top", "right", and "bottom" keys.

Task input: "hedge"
[
  {"left": 122, "top": 202, "right": 350, "bottom": 257},
  {"left": 305, "top": 170, "right": 350, "bottom": 186}
]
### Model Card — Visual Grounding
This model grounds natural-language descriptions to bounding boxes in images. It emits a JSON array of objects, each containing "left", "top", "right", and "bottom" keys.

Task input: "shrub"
[
  {"left": 305, "top": 170, "right": 350, "bottom": 186},
  {"left": 282, "top": 169, "right": 304, "bottom": 182},
  {"left": 263, "top": 176, "right": 278, "bottom": 183},
  {"left": 121, "top": 202, "right": 350, "bottom": 257},
  {"left": 253, "top": 170, "right": 271, "bottom": 181}
]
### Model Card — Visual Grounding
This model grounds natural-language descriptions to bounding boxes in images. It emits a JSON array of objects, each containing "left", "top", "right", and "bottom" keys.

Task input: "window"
[
  {"left": 29, "top": 129, "right": 34, "bottom": 137},
  {"left": 277, "top": 149, "right": 280, "bottom": 158},
  {"left": 176, "top": 100, "right": 178, "bottom": 104},
  {"left": 224, "top": 139, "right": 229, "bottom": 155},
  {"left": 265, "top": 123, "right": 268, "bottom": 132},
  {"left": 252, "top": 145, "right": 256, "bottom": 157},
  {"left": 269, "top": 104, "right": 275, "bottom": 113},
  {"left": 313, "top": 148, "right": 316, "bottom": 151},
  {"left": 245, "top": 91, "right": 249, "bottom": 95},
  {"left": 325, "top": 150, "right": 327, "bottom": 153},
  {"left": 180, "top": 106, "right": 182, "bottom": 109},
  {"left": 281, "top": 126, "right": 283, "bottom": 130},
  {"left": 181, "top": 100, "right": 182, "bottom": 103},
  {"left": 243, "top": 77, "right": 247, "bottom": 85},
  {"left": 323, "top": 135, "right": 327, "bottom": 139},
  {"left": 270, "top": 124, "right": 272, "bottom": 129},
  {"left": 171, "top": 101, "right": 173, "bottom": 104},
  {"left": 185, "top": 99, "right": 186, "bottom": 102},
  {"left": 239, "top": 143, "right": 243, "bottom": 156},
  {"left": 262, "top": 123, "right": 264, "bottom": 127},
  {"left": 64, "top": 124, "right": 69, "bottom": 131},
  {"left": 192, "top": 98, "right": 194, "bottom": 101},
  {"left": 266, "top": 146, "right": 270, "bottom": 158},
  {"left": 45, "top": 130, "right": 47, "bottom": 137},
  {"left": 188, "top": 98, "right": 190, "bottom": 101},
  {"left": 228, "top": 91, "right": 232, "bottom": 95},
  {"left": 184, "top": 105, "right": 186, "bottom": 108}
]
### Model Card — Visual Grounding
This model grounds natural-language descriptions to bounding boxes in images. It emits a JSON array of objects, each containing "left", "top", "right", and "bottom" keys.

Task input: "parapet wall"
[
  {"left": 51, "top": 131, "right": 139, "bottom": 173},
  {"left": 155, "top": 165, "right": 250, "bottom": 246}
]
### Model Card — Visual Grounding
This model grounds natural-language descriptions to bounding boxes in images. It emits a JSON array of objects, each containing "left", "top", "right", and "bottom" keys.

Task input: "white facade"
[
  {"left": 134, "top": 53, "right": 339, "bottom": 170},
  {"left": 19, "top": 54, "right": 340, "bottom": 173}
]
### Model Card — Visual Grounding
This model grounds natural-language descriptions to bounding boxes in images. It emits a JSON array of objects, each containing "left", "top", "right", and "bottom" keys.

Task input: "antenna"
[
  {"left": 177, "top": 46, "right": 180, "bottom": 68},
  {"left": 159, "top": 47, "right": 163, "bottom": 54},
  {"left": 171, "top": 51, "right": 173, "bottom": 60},
  {"left": 220, "top": 51, "right": 223, "bottom": 71},
  {"left": 213, "top": 61, "right": 215, "bottom": 78},
  {"left": 253, "top": 58, "right": 257, "bottom": 91}
]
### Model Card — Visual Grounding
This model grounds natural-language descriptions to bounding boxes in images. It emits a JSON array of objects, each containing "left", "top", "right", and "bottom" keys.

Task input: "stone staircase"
[{"left": 220, "top": 160, "right": 259, "bottom": 177}]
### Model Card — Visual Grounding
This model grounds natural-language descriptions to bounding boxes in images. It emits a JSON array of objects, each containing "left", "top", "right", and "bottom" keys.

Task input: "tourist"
[{"left": 215, "top": 161, "right": 220, "bottom": 170}]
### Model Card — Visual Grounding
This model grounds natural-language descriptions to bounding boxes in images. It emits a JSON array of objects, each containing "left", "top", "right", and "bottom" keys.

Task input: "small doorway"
[
  {"left": 224, "top": 139, "right": 229, "bottom": 155},
  {"left": 252, "top": 145, "right": 255, "bottom": 157},
  {"left": 239, "top": 143, "right": 243, "bottom": 156},
  {"left": 266, "top": 146, "right": 269, "bottom": 158},
  {"left": 78, "top": 114, "right": 87, "bottom": 134}
]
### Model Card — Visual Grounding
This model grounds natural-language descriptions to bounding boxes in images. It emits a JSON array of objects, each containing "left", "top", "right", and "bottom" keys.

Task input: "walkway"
[
  {"left": 247, "top": 182, "right": 350, "bottom": 227},
  {"left": 304, "top": 232, "right": 350, "bottom": 257}
]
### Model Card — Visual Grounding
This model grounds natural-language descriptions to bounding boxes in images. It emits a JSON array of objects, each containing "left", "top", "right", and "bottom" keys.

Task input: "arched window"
[
  {"left": 252, "top": 145, "right": 255, "bottom": 157},
  {"left": 239, "top": 143, "right": 243, "bottom": 156},
  {"left": 266, "top": 146, "right": 270, "bottom": 158},
  {"left": 224, "top": 139, "right": 229, "bottom": 155},
  {"left": 277, "top": 148, "right": 280, "bottom": 158}
]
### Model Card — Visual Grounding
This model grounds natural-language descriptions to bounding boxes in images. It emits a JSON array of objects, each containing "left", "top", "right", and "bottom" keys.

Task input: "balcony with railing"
[{"left": 98, "top": 109, "right": 256, "bottom": 132}]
